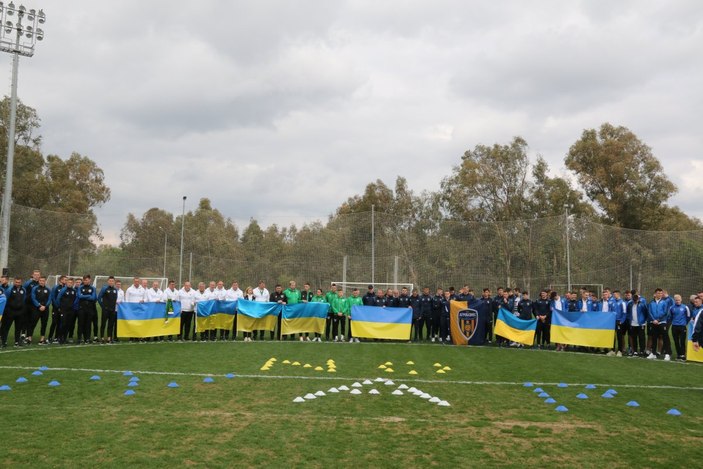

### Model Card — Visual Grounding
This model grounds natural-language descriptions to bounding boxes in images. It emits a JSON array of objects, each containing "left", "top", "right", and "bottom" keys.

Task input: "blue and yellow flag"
[
  {"left": 551, "top": 309, "right": 616, "bottom": 348},
  {"left": 0, "top": 295, "right": 5, "bottom": 318},
  {"left": 236, "top": 299, "right": 280, "bottom": 333},
  {"left": 282, "top": 302, "right": 328, "bottom": 335},
  {"left": 494, "top": 308, "right": 537, "bottom": 346},
  {"left": 117, "top": 301, "right": 181, "bottom": 338},
  {"left": 196, "top": 300, "right": 238, "bottom": 332},
  {"left": 350, "top": 305, "right": 412, "bottom": 340},
  {"left": 686, "top": 320, "right": 703, "bottom": 363}
]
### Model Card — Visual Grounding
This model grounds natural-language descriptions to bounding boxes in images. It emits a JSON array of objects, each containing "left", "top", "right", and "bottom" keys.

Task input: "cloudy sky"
[{"left": 8, "top": 0, "right": 703, "bottom": 244}]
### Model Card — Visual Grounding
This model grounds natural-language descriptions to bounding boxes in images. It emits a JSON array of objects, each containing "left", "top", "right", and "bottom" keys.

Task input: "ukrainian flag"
[
  {"left": 551, "top": 309, "right": 615, "bottom": 348},
  {"left": 686, "top": 320, "right": 703, "bottom": 363},
  {"left": 281, "top": 302, "right": 328, "bottom": 335},
  {"left": 494, "top": 308, "right": 537, "bottom": 346},
  {"left": 117, "top": 301, "right": 181, "bottom": 338},
  {"left": 196, "top": 300, "right": 238, "bottom": 332},
  {"left": 236, "top": 299, "right": 280, "bottom": 333},
  {"left": 350, "top": 305, "right": 411, "bottom": 340}
]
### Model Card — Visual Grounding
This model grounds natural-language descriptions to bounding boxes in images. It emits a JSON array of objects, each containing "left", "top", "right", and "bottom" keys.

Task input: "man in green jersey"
[
  {"left": 347, "top": 288, "right": 363, "bottom": 342},
  {"left": 298, "top": 282, "right": 313, "bottom": 341},
  {"left": 331, "top": 288, "right": 349, "bottom": 342},
  {"left": 281, "top": 281, "right": 300, "bottom": 340},
  {"left": 324, "top": 284, "right": 337, "bottom": 341},
  {"left": 311, "top": 288, "right": 327, "bottom": 342}
]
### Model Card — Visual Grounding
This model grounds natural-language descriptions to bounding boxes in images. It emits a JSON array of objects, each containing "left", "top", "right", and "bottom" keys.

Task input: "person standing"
[
  {"left": 669, "top": 294, "right": 691, "bottom": 361},
  {"left": 409, "top": 288, "right": 422, "bottom": 342},
  {"left": 298, "top": 282, "right": 313, "bottom": 342},
  {"left": 162, "top": 280, "right": 179, "bottom": 342},
  {"left": 178, "top": 281, "right": 197, "bottom": 341},
  {"left": 271, "top": 284, "right": 286, "bottom": 340},
  {"left": 1, "top": 277, "right": 26, "bottom": 347},
  {"left": 647, "top": 288, "right": 672, "bottom": 361},
  {"left": 21, "top": 270, "right": 40, "bottom": 344},
  {"left": 252, "top": 280, "right": 270, "bottom": 341},
  {"left": 613, "top": 290, "right": 628, "bottom": 357},
  {"left": 324, "top": 284, "right": 338, "bottom": 341},
  {"left": 363, "top": 285, "right": 375, "bottom": 306},
  {"left": 241, "top": 286, "right": 255, "bottom": 342},
  {"left": 213, "top": 281, "right": 228, "bottom": 341},
  {"left": 628, "top": 294, "right": 647, "bottom": 357},
  {"left": 534, "top": 290, "right": 550, "bottom": 349},
  {"left": 226, "top": 281, "right": 244, "bottom": 341},
  {"left": 419, "top": 287, "right": 434, "bottom": 343},
  {"left": 56, "top": 278, "right": 77, "bottom": 344},
  {"left": 193, "top": 282, "right": 209, "bottom": 341},
  {"left": 29, "top": 276, "right": 52, "bottom": 345},
  {"left": 76, "top": 275, "right": 97, "bottom": 345},
  {"left": 347, "top": 288, "right": 363, "bottom": 343},
  {"left": 311, "top": 288, "right": 327, "bottom": 342},
  {"left": 125, "top": 277, "right": 146, "bottom": 303},
  {"left": 282, "top": 280, "right": 301, "bottom": 341},
  {"left": 431, "top": 288, "right": 444, "bottom": 343},
  {"left": 98, "top": 276, "right": 119, "bottom": 344},
  {"left": 331, "top": 288, "right": 349, "bottom": 342},
  {"left": 48, "top": 276, "right": 66, "bottom": 344}
]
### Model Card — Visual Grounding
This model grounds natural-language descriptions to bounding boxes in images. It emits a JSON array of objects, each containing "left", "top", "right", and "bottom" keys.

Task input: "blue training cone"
[
  {"left": 39, "top": 366, "right": 49, "bottom": 371},
  {"left": 533, "top": 387, "right": 544, "bottom": 393},
  {"left": 167, "top": 382, "right": 179, "bottom": 388},
  {"left": 523, "top": 382, "right": 533, "bottom": 387},
  {"left": 601, "top": 392, "right": 614, "bottom": 398},
  {"left": 123, "top": 371, "right": 133, "bottom": 376},
  {"left": 129, "top": 376, "right": 140, "bottom": 382},
  {"left": 32, "top": 371, "right": 43, "bottom": 376},
  {"left": 538, "top": 392, "right": 550, "bottom": 398},
  {"left": 124, "top": 389, "right": 136, "bottom": 396},
  {"left": 48, "top": 380, "right": 60, "bottom": 387},
  {"left": 90, "top": 375, "right": 101, "bottom": 381},
  {"left": 127, "top": 381, "right": 138, "bottom": 387},
  {"left": 576, "top": 393, "right": 589, "bottom": 399},
  {"left": 626, "top": 401, "right": 640, "bottom": 407},
  {"left": 555, "top": 405, "right": 569, "bottom": 412},
  {"left": 606, "top": 389, "right": 617, "bottom": 395},
  {"left": 544, "top": 398, "right": 557, "bottom": 404},
  {"left": 16, "top": 377, "right": 28, "bottom": 383},
  {"left": 558, "top": 383, "right": 568, "bottom": 388},
  {"left": 585, "top": 384, "right": 596, "bottom": 389},
  {"left": 203, "top": 377, "right": 214, "bottom": 383},
  {"left": 225, "top": 373, "right": 235, "bottom": 379},
  {"left": 0, "top": 385, "right": 11, "bottom": 391},
  {"left": 666, "top": 408, "right": 681, "bottom": 416}
]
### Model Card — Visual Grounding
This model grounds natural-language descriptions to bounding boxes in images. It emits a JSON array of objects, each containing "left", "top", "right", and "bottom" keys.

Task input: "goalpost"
[
  {"left": 550, "top": 283, "right": 604, "bottom": 297},
  {"left": 330, "top": 281, "right": 415, "bottom": 295}
]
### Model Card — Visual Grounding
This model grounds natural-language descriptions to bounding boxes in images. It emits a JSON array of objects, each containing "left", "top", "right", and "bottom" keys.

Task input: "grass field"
[{"left": 0, "top": 341, "right": 701, "bottom": 468}]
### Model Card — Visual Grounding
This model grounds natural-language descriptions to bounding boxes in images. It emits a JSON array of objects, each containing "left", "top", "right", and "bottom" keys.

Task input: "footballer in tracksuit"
[
  {"left": 419, "top": 288, "right": 433, "bottom": 342},
  {"left": 647, "top": 289, "right": 672, "bottom": 360},
  {"left": 57, "top": 279, "right": 77, "bottom": 344},
  {"left": 98, "top": 277, "right": 119, "bottom": 343},
  {"left": 77, "top": 276, "right": 97, "bottom": 344},
  {"left": 430, "top": 288, "right": 443, "bottom": 342},
  {"left": 29, "top": 277, "right": 52, "bottom": 345},
  {"left": 1, "top": 278, "right": 26, "bottom": 347},
  {"left": 534, "top": 291, "right": 551, "bottom": 348},
  {"left": 22, "top": 274, "right": 40, "bottom": 343},
  {"left": 409, "top": 290, "right": 422, "bottom": 342},
  {"left": 48, "top": 276, "right": 66, "bottom": 343},
  {"left": 669, "top": 295, "right": 691, "bottom": 360}
]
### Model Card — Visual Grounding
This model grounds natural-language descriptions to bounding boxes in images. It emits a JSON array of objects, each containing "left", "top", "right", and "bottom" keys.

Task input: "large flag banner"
[
  {"left": 236, "top": 299, "right": 280, "bottom": 332},
  {"left": 0, "top": 295, "right": 5, "bottom": 318},
  {"left": 494, "top": 308, "right": 537, "bottom": 346},
  {"left": 117, "top": 301, "right": 181, "bottom": 338},
  {"left": 350, "top": 305, "right": 412, "bottom": 340},
  {"left": 686, "top": 320, "right": 703, "bottom": 363},
  {"left": 551, "top": 309, "right": 616, "bottom": 348},
  {"left": 450, "top": 299, "right": 487, "bottom": 346},
  {"left": 282, "top": 302, "right": 329, "bottom": 335},
  {"left": 196, "top": 300, "right": 238, "bottom": 332}
]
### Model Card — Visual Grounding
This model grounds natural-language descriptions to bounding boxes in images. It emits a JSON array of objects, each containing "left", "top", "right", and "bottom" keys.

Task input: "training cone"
[
  {"left": 378, "top": 364, "right": 387, "bottom": 369},
  {"left": 408, "top": 370, "right": 418, "bottom": 375},
  {"left": 260, "top": 366, "right": 270, "bottom": 371},
  {"left": 523, "top": 382, "right": 534, "bottom": 387},
  {"left": 338, "top": 385, "right": 349, "bottom": 391},
  {"left": 406, "top": 361, "right": 415, "bottom": 365},
  {"left": 576, "top": 393, "right": 589, "bottom": 399},
  {"left": 89, "top": 375, "right": 101, "bottom": 381},
  {"left": 327, "top": 369, "right": 336, "bottom": 373},
  {"left": 407, "top": 387, "right": 417, "bottom": 393},
  {"left": 558, "top": 383, "right": 568, "bottom": 388},
  {"left": 429, "top": 396, "right": 441, "bottom": 403},
  {"left": 433, "top": 363, "right": 442, "bottom": 368},
  {"left": 16, "top": 377, "right": 28, "bottom": 383},
  {"left": 124, "top": 390, "right": 136, "bottom": 396},
  {"left": 269, "top": 358, "right": 277, "bottom": 362},
  {"left": 545, "top": 398, "right": 557, "bottom": 404},
  {"left": 438, "top": 401, "right": 451, "bottom": 407},
  {"left": 384, "top": 380, "right": 395, "bottom": 386},
  {"left": 130, "top": 376, "right": 140, "bottom": 382},
  {"left": 585, "top": 384, "right": 596, "bottom": 389},
  {"left": 225, "top": 373, "right": 235, "bottom": 379},
  {"left": 48, "top": 381, "right": 60, "bottom": 387},
  {"left": 293, "top": 397, "right": 305, "bottom": 403},
  {"left": 436, "top": 369, "right": 446, "bottom": 374},
  {"left": 304, "top": 393, "right": 316, "bottom": 400},
  {"left": 303, "top": 364, "right": 312, "bottom": 368},
  {"left": 538, "top": 392, "right": 550, "bottom": 398},
  {"left": 385, "top": 368, "right": 394, "bottom": 373},
  {"left": 123, "top": 371, "right": 133, "bottom": 376},
  {"left": 442, "top": 366, "right": 451, "bottom": 371},
  {"left": 314, "top": 391, "right": 326, "bottom": 397},
  {"left": 375, "top": 377, "right": 386, "bottom": 382},
  {"left": 398, "top": 384, "right": 409, "bottom": 390},
  {"left": 363, "top": 379, "right": 373, "bottom": 385},
  {"left": 420, "top": 393, "right": 431, "bottom": 399},
  {"left": 349, "top": 389, "right": 362, "bottom": 395},
  {"left": 167, "top": 382, "right": 179, "bottom": 388},
  {"left": 533, "top": 388, "right": 544, "bottom": 393},
  {"left": 626, "top": 401, "right": 640, "bottom": 407},
  {"left": 0, "top": 385, "right": 11, "bottom": 391},
  {"left": 555, "top": 405, "right": 568, "bottom": 412},
  {"left": 606, "top": 389, "right": 618, "bottom": 395},
  {"left": 32, "top": 371, "right": 43, "bottom": 376},
  {"left": 666, "top": 408, "right": 681, "bottom": 416},
  {"left": 384, "top": 361, "right": 393, "bottom": 366},
  {"left": 369, "top": 389, "right": 380, "bottom": 395},
  {"left": 314, "top": 366, "right": 323, "bottom": 371},
  {"left": 282, "top": 360, "right": 291, "bottom": 364},
  {"left": 352, "top": 382, "right": 362, "bottom": 388},
  {"left": 203, "top": 377, "right": 214, "bottom": 383},
  {"left": 328, "top": 388, "right": 339, "bottom": 393},
  {"left": 392, "top": 390, "right": 404, "bottom": 395},
  {"left": 127, "top": 382, "right": 138, "bottom": 387},
  {"left": 601, "top": 392, "right": 614, "bottom": 398},
  {"left": 292, "top": 362, "right": 301, "bottom": 366}
]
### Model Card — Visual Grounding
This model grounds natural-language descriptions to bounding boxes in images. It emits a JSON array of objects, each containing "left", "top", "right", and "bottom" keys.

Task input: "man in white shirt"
[
  {"left": 226, "top": 281, "right": 244, "bottom": 341},
  {"left": 146, "top": 281, "right": 164, "bottom": 303},
  {"left": 125, "top": 277, "right": 146, "bottom": 303},
  {"left": 212, "top": 280, "right": 228, "bottom": 340},
  {"left": 252, "top": 280, "right": 270, "bottom": 340},
  {"left": 178, "top": 281, "right": 197, "bottom": 341},
  {"left": 162, "top": 280, "right": 179, "bottom": 342},
  {"left": 114, "top": 280, "right": 125, "bottom": 342},
  {"left": 194, "top": 282, "right": 213, "bottom": 341}
]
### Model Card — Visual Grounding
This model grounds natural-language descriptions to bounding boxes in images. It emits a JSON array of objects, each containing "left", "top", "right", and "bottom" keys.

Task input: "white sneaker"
[
  {"left": 647, "top": 353, "right": 657, "bottom": 360},
  {"left": 299, "top": 336, "right": 304, "bottom": 342},
  {"left": 431, "top": 337, "right": 435, "bottom": 343},
  {"left": 606, "top": 350, "right": 616, "bottom": 357},
  {"left": 445, "top": 336, "right": 450, "bottom": 341},
  {"left": 616, "top": 351, "right": 622, "bottom": 357},
  {"left": 349, "top": 337, "right": 354, "bottom": 343},
  {"left": 340, "top": 335, "right": 345, "bottom": 341},
  {"left": 334, "top": 336, "right": 339, "bottom": 342},
  {"left": 306, "top": 337, "right": 311, "bottom": 342},
  {"left": 664, "top": 354, "right": 671, "bottom": 361},
  {"left": 355, "top": 338, "right": 360, "bottom": 343}
]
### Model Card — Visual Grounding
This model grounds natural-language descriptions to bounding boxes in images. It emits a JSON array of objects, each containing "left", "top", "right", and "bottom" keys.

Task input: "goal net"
[
  {"left": 47, "top": 275, "right": 168, "bottom": 291},
  {"left": 549, "top": 283, "right": 604, "bottom": 298},
  {"left": 330, "top": 281, "right": 415, "bottom": 296}
]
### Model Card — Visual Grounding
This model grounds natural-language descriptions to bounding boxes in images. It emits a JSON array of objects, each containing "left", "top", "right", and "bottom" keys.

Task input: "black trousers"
[
  {"left": 180, "top": 311, "right": 194, "bottom": 340},
  {"left": 91, "top": 307, "right": 99, "bottom": 338},
  {"left": 0, "top": 309, "right": 23, "bottom": 345},
  {"left": 535, "top": 320, "right": 550, "bottom": 345},
  {"left": 671, "top": 325, "right": 687, "bottom": 358},
  {"left": 650, "top": 323, "right": 672, "bottom": 355},
  {"left": 77, "top": 308, "right": 93, "bottom": 343},
  {"left": 28, "top": 307, "right": 50, "bottom": 338},
  {"left": 67, "top": 309, "right": 77, "bottom": 339},
  {"left": 412, "top": 315, "right": 427, "bottom": 341},
  {"left": 60, "top": 310, "right": 76, "bottom": 343},
  {"left": 431, "top": 313, "right": 441, "bottom": 338},
  {"left": 325, "top": 313, "right": 334, "bottom": 340},
  {"left": 332, "top": 315, "right": 346, "bottom": 337},
  {"left": 440, "top": 314, "right": 450, "bottom": 340},
  {"left": 616, "top": 322, "right": 629, "bottom": 352},
  {"left": 484, "top": 319, "right": 493, "bottom": 342},
  {"left": 100, "top": 309, "right": 116, "bottom": 339},
  {"left": 48, "top": 308, "right": 61, "bottom": 340},
  {"left": 629, "top": 325, "right": 646, "bottom": 354}
]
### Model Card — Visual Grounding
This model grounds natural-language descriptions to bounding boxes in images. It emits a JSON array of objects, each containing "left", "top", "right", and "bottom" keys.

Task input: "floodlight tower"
[{"left": 0, "top": 2, "right": 45, "bottom": 274}]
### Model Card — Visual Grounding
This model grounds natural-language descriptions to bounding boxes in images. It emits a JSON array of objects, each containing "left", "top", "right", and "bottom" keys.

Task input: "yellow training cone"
[
  {"left": 406, "top": 361, "right": 415, "bottom": 365},
  {"left": 384, "top": 361, "right": 393, "bottom": 366},
  {"left": 408, "top": 370, "right": 418, "bottom": 375},
  {"left": 327, "top": 368, "right": 336, "bottom": 373},
  {"left": 303, "top": 364, "right": 312, "bottom": 368},
  {"left": 442, "top": 366, "right": 451, "bottom": 371},
  {"left": 385, "top": 368, "right": 394, "bottom": 373},
  {"left": 282, "top": 360, "right": 291, "bottom": 364},
  {"left": 260, "top": 366, "right": 270, "bottom": 371},
  {"left": 378, "top": 364, "right": 387, "bottom": 369},
  {"left": 269, "top": 358, "right": 277, "bottom": 362},
  {"left": 436, "top": 369, "right": 446, "bottom": 374},
  {"left": 433, "top": 363, "right": 442, "bottom": 368},
  {"left": 314, "top": 366, "right": 323, "bottom": 371},
  {"left": 292, "top": 361, "right": 301, "bottom": 366}
]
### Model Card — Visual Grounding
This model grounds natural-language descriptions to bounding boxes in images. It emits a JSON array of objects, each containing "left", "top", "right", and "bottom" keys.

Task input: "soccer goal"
[
  {"left": 330, "top": 281, "right": 415, "bottom": 295},
  {"left": 549, "top": 283, "right": 604, "bottom": 297},
  {"left": 47, "top": 275, "right": 168, "bottom": 291}
]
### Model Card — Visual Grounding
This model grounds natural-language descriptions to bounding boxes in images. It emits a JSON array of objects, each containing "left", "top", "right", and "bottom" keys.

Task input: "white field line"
[{"left": 0, "top": 365, "right": 701, "bottom": 391}]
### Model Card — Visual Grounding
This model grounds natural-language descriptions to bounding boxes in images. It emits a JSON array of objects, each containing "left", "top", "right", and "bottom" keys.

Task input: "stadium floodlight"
[{"left": 0, "top": 3, "right": 45, "bottom": 274}]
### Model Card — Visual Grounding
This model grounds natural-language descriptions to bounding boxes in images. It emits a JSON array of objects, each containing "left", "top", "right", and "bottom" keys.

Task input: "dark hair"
[
  {"left": 108, "top": 276, "right": 115, "bottom": 280},
  {"left": 550, "top": 291, "right": 558, "bottom": 300},
  {"left": 83, "top": 275, "right": 91, "bottom": 280}
]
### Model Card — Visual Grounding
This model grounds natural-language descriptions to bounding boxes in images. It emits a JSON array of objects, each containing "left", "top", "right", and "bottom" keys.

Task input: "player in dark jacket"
[
  {"left": 1, "top": 278, "right": 26, "bottom": 347},
  {"left": 29, "top": 276, "right": 52, "bottom": 345}
]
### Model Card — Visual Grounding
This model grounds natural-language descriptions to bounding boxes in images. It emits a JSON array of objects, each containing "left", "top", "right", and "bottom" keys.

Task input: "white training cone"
[
  {"left": 438, "top": 400, "right": 451, "bottom": 407},
  {"left": 384, "top": 380, "right": 395, "bottom": 386},
  {"left": 420, "top": 393, "right": 432, "bottom": 399},
  {"left": 328, "top": 387, "right": 339, "bottom": 393},
  {"left": 293, "top": 397, "right": 305, "bottom": 403},
  {"left": 429, "top": 396, "right": 441, "bottom": 403},
  {"left": 398, "top": 384, "right": 409, "bottom": 390},
  {"left": 392, "top": 390, "right": 404, "bottom": 396},
  {"left": 350, "top": 389, "right": 362, "bottom": 395},
  {"left": 368, "top": 389, "right": 380, "bottom": 395},
  {"left": 338, "top": 385, "right": 350, "bottom": 391},
  {"left": 407, "top": 387, "right": 417, "bottom": 393},
  {"left": 362, "top": 379, "right": 373, "bottom": 385},
  {"left": 314, "top": 391, "right": 326, "bottom": 397},
  {"left": 375, "top": 377, "right": 386, "bottom": 382},
  {"left": 304, "top": 393, "right": 317, "bottom": 400},
  {"left": 351, "top": 382, "right": 362, "bottom": 388}
]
